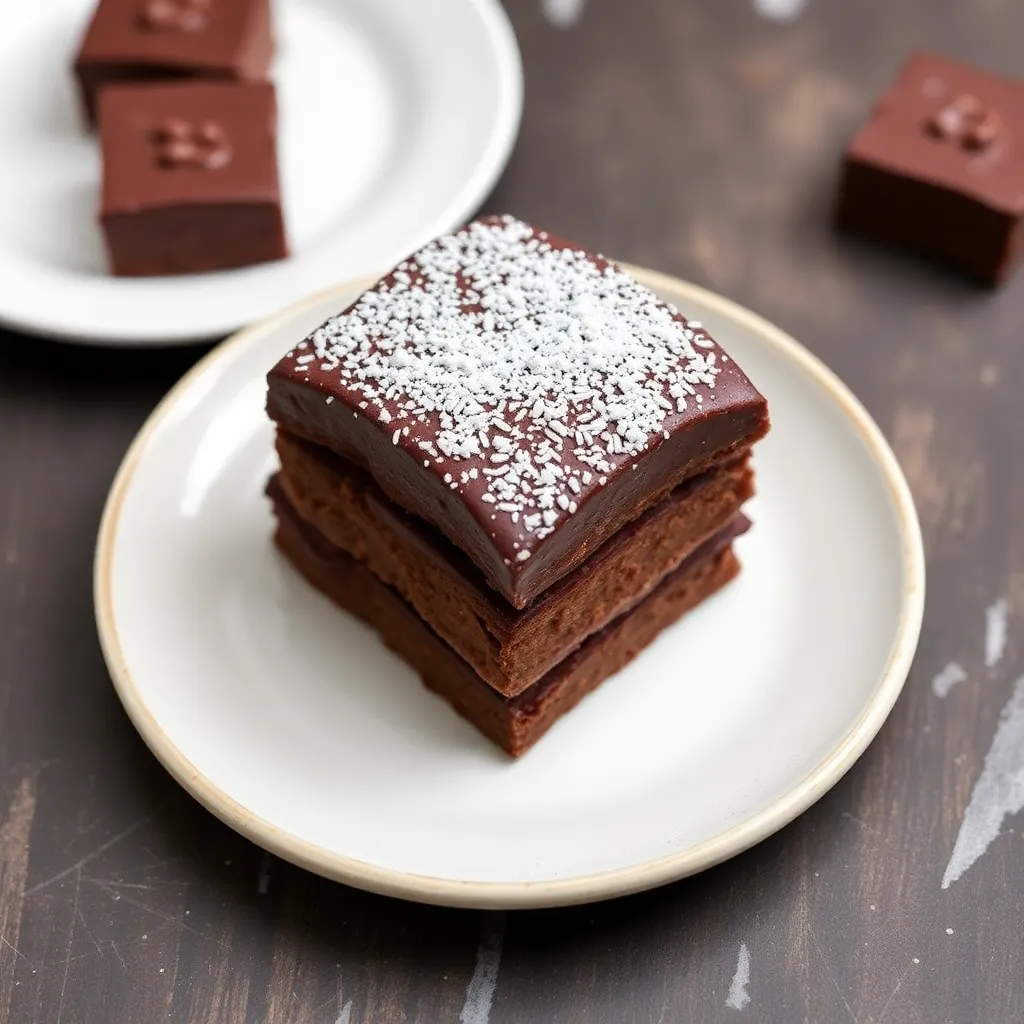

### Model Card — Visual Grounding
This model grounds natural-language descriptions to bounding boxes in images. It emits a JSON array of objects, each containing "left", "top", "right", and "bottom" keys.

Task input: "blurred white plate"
[
  {"left": 95, "top": 267, "right": 925, "bottom": 908},
  {"left": 0, "top": 0, "right": 521, "bottom": 344}
]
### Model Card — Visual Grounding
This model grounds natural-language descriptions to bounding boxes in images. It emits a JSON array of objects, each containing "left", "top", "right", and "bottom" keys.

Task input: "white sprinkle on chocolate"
[{"left": 296, "top": 216, "right": 724, "bottom": 549}]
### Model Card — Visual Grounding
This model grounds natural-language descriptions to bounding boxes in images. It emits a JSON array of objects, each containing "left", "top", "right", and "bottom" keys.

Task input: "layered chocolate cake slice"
[{"left": 266, "top": 216, "right": 769, "bottom": 755}]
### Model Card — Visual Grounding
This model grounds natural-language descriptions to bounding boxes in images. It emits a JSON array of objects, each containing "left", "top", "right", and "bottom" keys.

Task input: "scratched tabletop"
[{"left": 3, "top": 1, "right": 1024, "bottom": 1021}]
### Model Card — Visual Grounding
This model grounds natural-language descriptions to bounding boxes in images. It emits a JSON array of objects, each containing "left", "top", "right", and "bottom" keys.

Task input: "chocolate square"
[
  {"left": 74, "top": 0, "right": 273, "bottom": 123},
  {"left": 837, "top": 52, "right": 1024, "bottom": 284},
  {"left": 267, "top": 217, "right": 768, "bottom": 609},
  {"left": 98, "top": 80, "right": 287, "bottom": 277}
]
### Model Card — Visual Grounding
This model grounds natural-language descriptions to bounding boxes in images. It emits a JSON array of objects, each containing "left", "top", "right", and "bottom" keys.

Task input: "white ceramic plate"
[
  {"left": 95, "top": 267, "right": 925, "bottom": 909},
  {"left": 0, "top": 0, "right": 521, "bottom": 345}
]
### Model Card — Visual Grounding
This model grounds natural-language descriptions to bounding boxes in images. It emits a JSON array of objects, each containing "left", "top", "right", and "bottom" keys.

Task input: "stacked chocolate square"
[
  {"left": 74, "top": 0, "right": 287, "bottom": 276},
  {"left": 266, "top": 217, "right": 769, "bottom": 756}
]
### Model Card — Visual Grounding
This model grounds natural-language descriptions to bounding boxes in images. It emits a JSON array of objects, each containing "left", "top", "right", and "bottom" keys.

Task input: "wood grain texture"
[{"left": 3, "top": 0, "right": 1024, "bottom": 1020}]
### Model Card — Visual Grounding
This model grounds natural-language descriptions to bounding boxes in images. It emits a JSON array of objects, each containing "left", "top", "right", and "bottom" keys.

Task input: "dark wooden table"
[{"left": 4, "top": 1, "right": 1024, "bottom": 1021}]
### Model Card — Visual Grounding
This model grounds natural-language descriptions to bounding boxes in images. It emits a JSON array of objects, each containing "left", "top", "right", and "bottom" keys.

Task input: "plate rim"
[
  {"left": 94, "top": 266, "right": 926, "bottom": 909},
  {"left": 0, "top": 0, "right": 523, "bottom": 347}
]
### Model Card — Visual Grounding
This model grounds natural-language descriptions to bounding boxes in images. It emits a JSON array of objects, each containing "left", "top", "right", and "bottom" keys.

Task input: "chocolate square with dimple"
[
  {"left": 74, "top": 0, "right": 273, "bottom": 124},
  {"left": 98, "top": 80, "right": 287, "bottom": 277},
  {"left": 837, "top": 51, "right": 1024, "bottom": 284},
  {"left": 266, "top": 216, "right": 768, "bottom": 609}
]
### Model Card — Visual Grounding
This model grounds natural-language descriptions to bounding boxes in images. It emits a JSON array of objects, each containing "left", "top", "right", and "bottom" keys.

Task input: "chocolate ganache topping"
[{"left": 268, "top": 216, "right": 768, "bottom": 605}]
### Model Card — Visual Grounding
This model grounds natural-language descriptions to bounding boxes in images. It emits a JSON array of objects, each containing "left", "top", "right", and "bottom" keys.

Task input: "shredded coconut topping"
[{"left": 295, "top": 216, "right": 722, "bottom": 545}]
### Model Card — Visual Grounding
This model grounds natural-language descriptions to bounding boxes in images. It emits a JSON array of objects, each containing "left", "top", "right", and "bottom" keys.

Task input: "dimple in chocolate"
[
  {"left": 151, "top": 117, "right": 232, "bottom": 171},
  {"left": 139, "top": 0, "right": 212, "bottom": 33},
  {"left": 925, "top": 93, "right": 1003, "bottom": 151}
]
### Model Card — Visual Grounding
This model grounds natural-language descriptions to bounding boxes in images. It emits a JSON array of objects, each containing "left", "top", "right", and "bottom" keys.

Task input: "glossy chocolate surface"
[
  {"left": 99, "top": 81, "right": 279, "bottom": 212},
  {"left": 838, "top": 52, "right": 1024, "bottom": 283},
  {"left": 75, "top": 0, "right": 273, "bottom": 121},
  {"left": 848, "top": 52, "right": 1024, "bottom": 213},
  {"left": 267, "top": 217, "right": 768, "bottom": 607},
  {"left": 98, "top": 80, "right": 286, "bottom": 276}
]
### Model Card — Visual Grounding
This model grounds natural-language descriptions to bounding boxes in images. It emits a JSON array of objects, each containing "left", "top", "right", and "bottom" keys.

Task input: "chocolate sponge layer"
[
  {"left": 268, "top": 478, "right": 747, "bottom": 757},
  {"left": 276, "top": 431, "right": 753, "bottom": 696}
]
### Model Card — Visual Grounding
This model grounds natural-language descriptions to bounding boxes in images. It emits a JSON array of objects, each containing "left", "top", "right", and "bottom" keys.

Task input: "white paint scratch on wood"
[
  {"left": 985, "top": 598, "right": 1008, "bottom": 668},
  {"left": 0, "top": 775, "right": 38, "bottom": 1016},
  {"left": 932, "top": 661, "right": 967, "bottom": 698},
  {"left": 459, "top": 911, "right": 506, "bottom": 1024},
  {"left": 257, "top": 851, "right": 272, "bottom": 895},
  {"left": 752, "top": 0, "right": 808, "bottom": 22},
  {"left": 876, "top": 976, "right": 905, "bottom": 1024},
  {"left": 942, "top": 676, "right": 1024, "bottom": 888},
  {"left": 55, "top": 868, "right": 83, "bottom": 1024},
  {"left": 807, "top": 922, "right": 857, "bottom": 1022},
  {"left": 336, "top": 999, "right": 353, "bottom": 1024},
  {"left": 23, "top": 815, "right": 151, "bottom": 896},
  {"left": 726, "top": 942, "right": 751, "bottom": 1010},
  {"left": 541, "top": 0, "right": 586, "bottom": 28}
]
